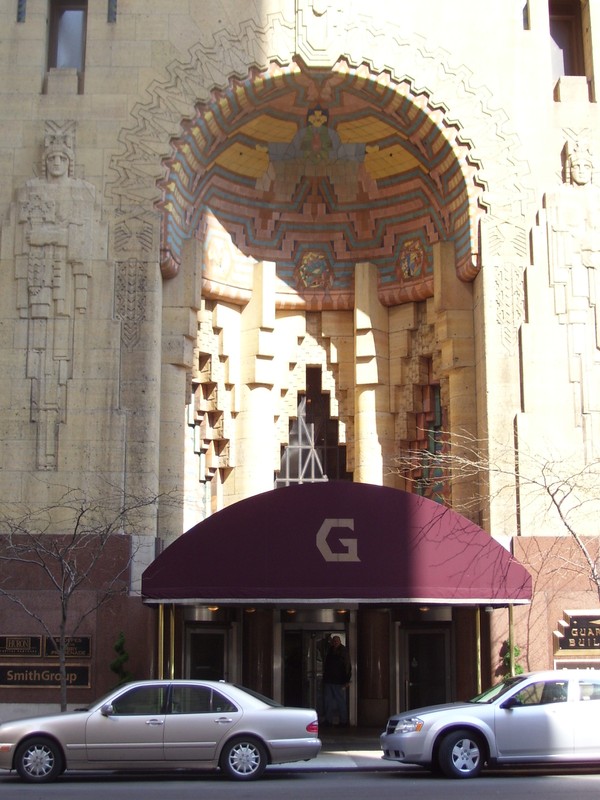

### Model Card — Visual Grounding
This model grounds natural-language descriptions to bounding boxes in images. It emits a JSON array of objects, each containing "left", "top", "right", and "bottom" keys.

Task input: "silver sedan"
[
  {"left": 0, "top": 680, "right": 321, "bottom": 783},
  {"left": 381, "top": 669, "right": 600, "bottom": 778}
]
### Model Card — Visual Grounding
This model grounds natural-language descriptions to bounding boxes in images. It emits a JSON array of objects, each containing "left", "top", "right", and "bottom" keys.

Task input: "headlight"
[{"left": 394, "top": 716, "right": 424, "bottom": 733}]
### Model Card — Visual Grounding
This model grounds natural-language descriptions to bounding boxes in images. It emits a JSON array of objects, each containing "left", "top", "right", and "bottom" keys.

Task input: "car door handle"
[
  {"left": 145, "top": 718, "right": 164, "bottom": 726},
  {"left": 214, "top": 717, "right": 233, "bottom": 724}
]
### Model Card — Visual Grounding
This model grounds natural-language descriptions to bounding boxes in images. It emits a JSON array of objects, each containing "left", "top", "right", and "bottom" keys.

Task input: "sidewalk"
[{"left": 271, "top": 727, "right": 404, "bottom": 772}]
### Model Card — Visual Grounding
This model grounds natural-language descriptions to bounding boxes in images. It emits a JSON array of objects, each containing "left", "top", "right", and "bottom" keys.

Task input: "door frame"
[
  {"left": 394, "top": 623, "right": 452, "bottom": 713},
  {"left": 278, "top": 616, "right": 356, "bottom": 723},
  {"left": 184, "top": 624, "right": 233, "bottom": 682}
]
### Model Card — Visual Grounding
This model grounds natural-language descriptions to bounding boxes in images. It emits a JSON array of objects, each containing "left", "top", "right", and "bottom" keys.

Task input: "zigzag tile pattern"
[{"left": 158, "top": 62, "right": 484, "bottom": 309}]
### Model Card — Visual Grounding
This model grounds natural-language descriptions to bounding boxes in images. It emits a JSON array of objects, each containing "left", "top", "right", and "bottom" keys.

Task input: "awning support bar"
[{"left": 157, "top": 603, "right": 164, "bottom": 679}]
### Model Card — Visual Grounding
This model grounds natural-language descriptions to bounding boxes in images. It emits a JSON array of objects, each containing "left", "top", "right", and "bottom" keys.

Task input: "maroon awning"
[{"left": 142, "top": 483, "right": 531, "bottom": 606}]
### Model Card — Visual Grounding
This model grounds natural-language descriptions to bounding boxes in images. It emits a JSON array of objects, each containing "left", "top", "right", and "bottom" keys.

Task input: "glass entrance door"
[
  {"left": 186, "top": 629, "right": 227, "bottom": 681},
  {"left": 283, "top": 629, "right": 345, "bottom": 717}
]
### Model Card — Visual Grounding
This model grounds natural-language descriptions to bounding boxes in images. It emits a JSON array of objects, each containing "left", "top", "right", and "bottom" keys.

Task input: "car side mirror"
[
  {"left": 500, "top": 696, "right": 519, "bottom": 710},
  {"left": 101, "top": 702, "right": 115, "bottom": 717}
]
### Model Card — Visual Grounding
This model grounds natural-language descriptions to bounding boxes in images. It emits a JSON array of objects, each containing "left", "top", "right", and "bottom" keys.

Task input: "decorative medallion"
[
  {"left": 295, "top": 250, "right": 335, "bottom": 291},
  {"left": 397, "top": 239, "right": 426, "bottom": 280}
]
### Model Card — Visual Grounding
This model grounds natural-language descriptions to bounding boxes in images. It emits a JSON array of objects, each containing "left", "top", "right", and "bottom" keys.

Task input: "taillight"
[{"left": 306, "top": 720, "right": 319, "bottom": 734}]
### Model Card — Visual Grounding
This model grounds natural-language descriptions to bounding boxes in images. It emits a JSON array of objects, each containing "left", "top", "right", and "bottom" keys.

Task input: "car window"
[
  {"left": 511, "top": 679, "right": 568, "bottom": 706},
  {"left": 171, "top": 685, "right": 212, "bottom": 713},
  {"left": 470, "top": 675, "right": 526, "bottom": 704},
  {"left": 212, "top": 689, "right": 238, "bottom": 713},
  {"left": 169, "top": 684, "right": 238, "bottom": 714},
  {"left": 577, "top": 679, "right": 600, "bottom": 701},
  {"left": 111, "top": 685, "right": 167, "bottom": 715}
]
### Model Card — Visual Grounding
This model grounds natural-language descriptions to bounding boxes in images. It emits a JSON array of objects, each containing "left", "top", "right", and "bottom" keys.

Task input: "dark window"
[
  {"left": 171, "top": 684, "right": 212, "bottom": 714},
  {"left": 512, "top": 679, "right": 568, "bottom": 706},
  {"left": 549, "top": 0, "right": 585, "bottom": 78},
  {"left": 48, "top": 1, "right": 87, "bottom": 73},
  {"left": 540, "top": 680, "right": 568, "bottom": 704},
  {"left": 275, "top": 367, "right": 351, "bottom": 487},
  {"left": 170, "top": 684, "right": 237, "bottom": 714},
  {"left": 211, "top": 689, "right": 238, "bottom": 713},
  {"left": 110, "top": 685, "right": 167, "bottom": 715},
  {"left": 414, "top": 383, "right": 444, "bottom": 502}
]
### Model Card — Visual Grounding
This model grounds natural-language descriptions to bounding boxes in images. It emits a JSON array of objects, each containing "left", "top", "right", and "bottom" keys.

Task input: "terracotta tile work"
[{"left": 160, "top": 63, "right": 482, "bottom": 310}]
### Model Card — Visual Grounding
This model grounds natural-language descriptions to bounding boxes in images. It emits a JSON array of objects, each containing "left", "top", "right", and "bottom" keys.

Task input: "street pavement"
[{"left": 270, "top": 727, "right": 404, "bottom": 772}]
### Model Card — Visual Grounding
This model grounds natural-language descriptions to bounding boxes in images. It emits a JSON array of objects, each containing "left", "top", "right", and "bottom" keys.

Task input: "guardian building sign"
[{"left": 555, "top": 611, "right": 600, "bottom": 651}]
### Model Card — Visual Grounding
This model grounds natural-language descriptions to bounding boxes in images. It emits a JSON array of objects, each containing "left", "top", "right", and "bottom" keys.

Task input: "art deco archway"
[
  {"left": 106, "top": 14, "right": 533, "bottom": 534},
  {"left": 157, "top": 59, "right": 486, "bottom": 312}
]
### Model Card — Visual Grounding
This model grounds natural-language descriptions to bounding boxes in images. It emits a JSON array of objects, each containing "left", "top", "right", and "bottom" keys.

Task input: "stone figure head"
[
  {"left": 565, "top": 140, "right": 594, "bottom": 186},
  {"left": 42, "top": 131, "right": 75, "bottom": 181}
]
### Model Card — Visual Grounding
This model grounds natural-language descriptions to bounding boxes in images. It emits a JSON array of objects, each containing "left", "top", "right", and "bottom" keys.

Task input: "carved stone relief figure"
[
  {"left": 544, "top": 138, "right": 600, "bottom": 454},
  {"left": 14, "top": 121, "right": 97, "bottom": 469}
]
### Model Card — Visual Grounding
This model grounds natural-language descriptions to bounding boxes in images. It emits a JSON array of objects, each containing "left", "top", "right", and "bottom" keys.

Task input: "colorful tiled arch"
[{"left": 159, "top": 61, "right": 485, "bottom": 309}]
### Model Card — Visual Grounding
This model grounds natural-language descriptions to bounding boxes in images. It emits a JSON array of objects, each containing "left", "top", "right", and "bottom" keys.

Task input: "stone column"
[
  {"left": 433, "top": 242, "right": 477, "bottom": 513},
  {"left": 158, "top": 235, "right": 202, "bottom": 543},
  {"left": 231, "top": 261, "right": 277, "bottom": 502},
  {"left": 242, "top": 609, "right": 275, "bottom": 697},
  {"left": 353, "top": 261, "right": 393, "bottom": 485},
  {"left": 477, "top": 215, "right": 527, "bottom": 536},
  {"left": 357, "top": 608, "right": 390, "bottom": 726}
]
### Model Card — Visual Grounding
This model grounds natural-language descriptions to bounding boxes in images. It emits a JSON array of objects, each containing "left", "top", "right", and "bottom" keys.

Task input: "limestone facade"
[{"left": 1, "top": 0, "right": 600, "bottom": 718}]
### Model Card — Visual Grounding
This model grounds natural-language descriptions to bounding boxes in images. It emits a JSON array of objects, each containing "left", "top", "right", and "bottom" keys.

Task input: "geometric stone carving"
[
  {"left": 481, "top": 218, "right": 528, "bottom": 353},
  {"left": 295, "top": 0, "right": 346, "bottom": 67},
  {"left": 546, "top": 138, "right": 600, "bottom": 341},
  {"left": 13, "top": 120, "right": 98, "bottom": 469},
  {"left": 544, "top": 136, "right": 600, "bottom": 453},
  {"left": 115, "top": 259, "right": 147, "bottom": 351},
  {"left": 109, "top": 207, "right": 156, "bottom": 350},
  {"left": 110, "top": 207, "right": 156, "bottom": 260},
  {"left": 494, "top": 257, "right": 525, "bottom": 353}
]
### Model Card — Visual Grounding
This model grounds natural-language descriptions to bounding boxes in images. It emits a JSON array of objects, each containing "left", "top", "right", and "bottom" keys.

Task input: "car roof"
[
  {"left": 115, "top": 679, "right": 235, "bottom": 686},
  {"left": 512, "top": 669, "right": 600, "bottom": 679}
]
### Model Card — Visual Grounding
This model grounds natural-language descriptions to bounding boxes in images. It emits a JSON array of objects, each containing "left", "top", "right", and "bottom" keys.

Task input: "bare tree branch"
[
  {"left": 0, "top": 484, "right": 181, "bottom": 710},
  {"left": 391, "top": 429, "right": 600, "bottom": 603}
]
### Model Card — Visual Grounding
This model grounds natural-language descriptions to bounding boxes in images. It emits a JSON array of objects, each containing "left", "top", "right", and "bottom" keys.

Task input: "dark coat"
[{"left": 323, "top": 642, "right": 351, "bottom": 685}]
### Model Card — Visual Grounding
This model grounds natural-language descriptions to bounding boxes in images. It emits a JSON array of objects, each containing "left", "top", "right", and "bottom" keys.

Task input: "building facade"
[{"left": 1, "top": 0, "right": 600, "bottom": 723}]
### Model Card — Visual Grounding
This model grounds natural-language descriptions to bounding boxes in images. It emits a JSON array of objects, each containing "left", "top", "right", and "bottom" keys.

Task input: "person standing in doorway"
[{"left": 322, "top": 635, "right": 351, "bottom": 726}]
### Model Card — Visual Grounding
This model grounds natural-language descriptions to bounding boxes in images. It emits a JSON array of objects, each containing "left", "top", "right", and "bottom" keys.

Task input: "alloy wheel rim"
[
  {"left": 451, "top": 739, "right": 479, "bottom": 772},
  {"left": 230, "top": 743, "right": 260, "bottom": 774},
  {"left": 23, "top": 744, "right": 54, "bottom": 777}
]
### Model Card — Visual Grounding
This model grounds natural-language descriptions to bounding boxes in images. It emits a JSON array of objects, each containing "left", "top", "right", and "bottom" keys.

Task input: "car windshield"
[{"left": 469, "top": 675, "right": 528, "bottom": 704}]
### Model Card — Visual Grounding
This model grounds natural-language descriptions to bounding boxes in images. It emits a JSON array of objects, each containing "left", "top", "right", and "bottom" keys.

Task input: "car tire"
[
  {"left": 219, "top": 736, "right": 268, "bottom": 781},
  {"left": 438, "top": 729, "right": 484, "bottom": 779},
  {"left": 428, "top": 759, "right": 444, "bottom": 777},
  {"left": 15, "top": 737, "right": 64, "bottom": 783}
]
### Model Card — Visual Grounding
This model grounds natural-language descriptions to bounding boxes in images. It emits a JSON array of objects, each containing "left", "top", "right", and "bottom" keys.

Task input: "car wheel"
[
  {"left": 15, "top": 737, "right": 64, "bottom": 783},
  {"left": 219, "top": 736, "right": 267, "bottom": 781},
  {"left": 438, "top": 729, "right": 483, "bottom": 779}
]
